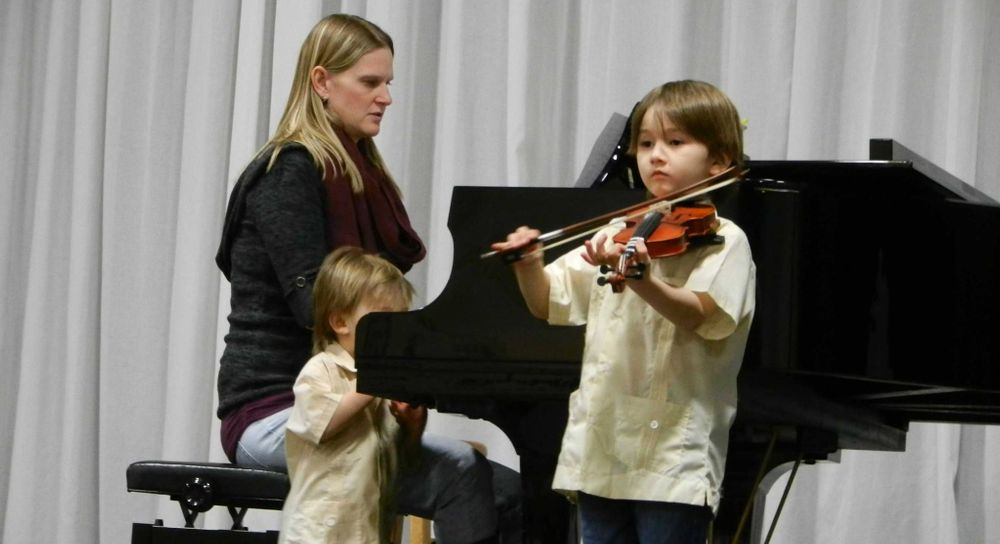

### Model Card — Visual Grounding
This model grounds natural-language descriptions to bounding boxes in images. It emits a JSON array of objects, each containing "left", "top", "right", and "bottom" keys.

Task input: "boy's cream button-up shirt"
[{"left": 548, "top": 217, "right": 756, "bottom": 513}]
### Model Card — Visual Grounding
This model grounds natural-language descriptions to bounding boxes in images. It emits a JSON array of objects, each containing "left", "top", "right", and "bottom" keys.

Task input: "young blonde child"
[
  {"left": 279, "top": 246, "right": 420, "bottom": 543},
  {"left": 492, "top": 80, "right": 756, "bottom": 543}
]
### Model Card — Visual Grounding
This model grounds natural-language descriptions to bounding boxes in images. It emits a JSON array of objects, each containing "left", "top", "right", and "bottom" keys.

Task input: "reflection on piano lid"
[{"left": 356, "top": 138, "right": 1000, "bottom": 543}]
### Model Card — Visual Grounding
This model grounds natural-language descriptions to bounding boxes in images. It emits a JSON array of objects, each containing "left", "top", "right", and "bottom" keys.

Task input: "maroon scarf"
[{"left": 323, "top": 127, "right": 426, "bottom": 272}]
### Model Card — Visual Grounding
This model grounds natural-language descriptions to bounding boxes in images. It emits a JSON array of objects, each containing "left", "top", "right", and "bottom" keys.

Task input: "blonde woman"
[{"left": 216, "top": 15, "right": 509, "bottom": 543}]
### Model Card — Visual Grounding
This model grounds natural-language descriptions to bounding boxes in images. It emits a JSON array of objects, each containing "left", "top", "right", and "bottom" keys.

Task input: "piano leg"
[
  {"left": 518, "top": 450, "right": 576, "bottom": 543},
  {"left": 490, "top": 400, "right": 577, "bottom": 544},
  {"left": 713, "top": 426, "right": 837, "bottom": 544}
]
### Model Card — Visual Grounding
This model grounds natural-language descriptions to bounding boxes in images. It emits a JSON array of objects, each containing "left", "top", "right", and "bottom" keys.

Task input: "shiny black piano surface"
[{"left": 356, "top": 139, "right": 1000, "bottom": 542}]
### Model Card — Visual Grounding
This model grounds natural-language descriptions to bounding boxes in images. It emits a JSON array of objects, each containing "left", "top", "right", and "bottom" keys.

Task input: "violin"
[
  {"left": 597, "top": 203, "right": 721, "bottom": 292},
  {"left": 611, "top": 202, "right": 720, "bottom": 258},
  {"left": 483, "top": 166, "right": 746, "bottom": 292}
]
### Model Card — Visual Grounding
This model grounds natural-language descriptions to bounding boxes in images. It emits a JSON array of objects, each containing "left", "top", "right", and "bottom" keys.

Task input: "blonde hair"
[
  {"left": 265, "top": 14, "right": 396, "bottom": 194},
  {"left": 311, "top": 246, "right": 415, "bottom": 355},
  {"left": 628, "top": 80, "right": 744, "bottom": 170}
]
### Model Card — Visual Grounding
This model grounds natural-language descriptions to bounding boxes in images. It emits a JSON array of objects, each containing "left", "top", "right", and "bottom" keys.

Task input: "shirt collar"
[{"left": 324, "top": 342, "right": 357, "bottom": 373}]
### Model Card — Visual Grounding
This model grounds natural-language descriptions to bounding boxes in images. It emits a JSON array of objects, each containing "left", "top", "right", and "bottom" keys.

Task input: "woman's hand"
[{"left": 390, "top": 400, "right": 427, "bottom": 440}]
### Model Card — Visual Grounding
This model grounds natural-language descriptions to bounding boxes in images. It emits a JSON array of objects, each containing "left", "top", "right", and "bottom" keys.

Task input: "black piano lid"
[
  {"left": 747, "top": 138, "right": 995, "bottom": 205},
  {"left": 355, "top": 186, "right": 645, "bottom": 406},
  {"left": 728, "top": 142, "right": 1000, "bottom": 425},
  {"left": 357, "top": 139, "right": 1000, "bottom": 428},
  {"left": 870, "top": 137, "right": 996, "bottom": 205}
]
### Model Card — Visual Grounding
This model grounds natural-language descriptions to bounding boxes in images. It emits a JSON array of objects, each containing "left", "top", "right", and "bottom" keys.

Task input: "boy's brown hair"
[{"left": 628, "top": 80, "right": 744, "bottom": 170}]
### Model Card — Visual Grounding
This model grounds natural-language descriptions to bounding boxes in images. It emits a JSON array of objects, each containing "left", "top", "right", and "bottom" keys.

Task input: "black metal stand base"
[{"left": 131, "top": 522, "right": 279, "bottom": 544}]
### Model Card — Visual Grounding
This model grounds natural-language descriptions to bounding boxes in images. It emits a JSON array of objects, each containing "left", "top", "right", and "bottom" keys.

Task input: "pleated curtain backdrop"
[{"left": 1, "top": 1, "right": 998, "bottom": 543}]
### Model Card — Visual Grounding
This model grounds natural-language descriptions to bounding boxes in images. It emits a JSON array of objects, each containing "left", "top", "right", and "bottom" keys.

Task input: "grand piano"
[{"left": 356, "top": 133, "right": 1000, "bottom": 543}]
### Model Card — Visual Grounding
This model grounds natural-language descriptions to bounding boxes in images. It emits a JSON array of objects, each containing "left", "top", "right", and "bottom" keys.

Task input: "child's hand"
[
  {"left": 630, "top": 239, "right": 651, "bottom": 267},
  {"left": 582, "top": 232, "right": 629, "bottom": 268},
  {"left": 390, "top": 400, "right": 427, "bottom": 437},
  {"left": 491, "top": 226, "right": 543, "bottom": 267}
]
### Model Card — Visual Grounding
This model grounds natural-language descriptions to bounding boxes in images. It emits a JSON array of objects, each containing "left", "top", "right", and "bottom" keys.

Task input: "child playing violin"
[{"left": 491, "top": 80, "right": 756, "bottom": 543}]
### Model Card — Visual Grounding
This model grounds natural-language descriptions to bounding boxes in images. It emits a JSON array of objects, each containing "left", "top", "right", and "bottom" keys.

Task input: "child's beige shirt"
[
  {"left": 548, "top": 217, "right": 756, "bottom": 513},
  {"left": 279, "top": 342, "right": 399, "bottom": 543}
]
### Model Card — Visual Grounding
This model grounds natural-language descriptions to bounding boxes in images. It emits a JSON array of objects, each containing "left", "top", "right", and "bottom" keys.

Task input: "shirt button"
[
  {"left": 295, "top": 276, "right": 306, "bottom": 288},
  {"left": 324, "top": 517, "right": 336, "bottom": 527},
  {"left": 649, "top": 420, "right": 659, "bottom": 430}
]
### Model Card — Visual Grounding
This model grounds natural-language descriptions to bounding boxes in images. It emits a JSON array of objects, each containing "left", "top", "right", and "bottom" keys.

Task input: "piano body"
[{"left": 356, "top": 138, "right": 1000, "bottom": 543}]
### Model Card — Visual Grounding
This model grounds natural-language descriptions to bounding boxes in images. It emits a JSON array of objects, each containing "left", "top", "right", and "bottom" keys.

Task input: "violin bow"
[{"left": 481, "top": 166, "right": 747, "bottom": 260}]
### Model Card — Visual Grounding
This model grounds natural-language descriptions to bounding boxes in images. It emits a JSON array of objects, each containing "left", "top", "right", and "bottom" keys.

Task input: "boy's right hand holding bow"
[
  {"left": 491, "top": 226, "right": 550, "bottom": 320},
  {"left": 490, "top": 226, "right": 543, "bottom": 268}
]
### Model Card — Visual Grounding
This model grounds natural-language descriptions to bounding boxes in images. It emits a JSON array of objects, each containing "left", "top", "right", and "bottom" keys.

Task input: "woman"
[{"left": 216, "top": 14, "right": 511, "bottom": 543}]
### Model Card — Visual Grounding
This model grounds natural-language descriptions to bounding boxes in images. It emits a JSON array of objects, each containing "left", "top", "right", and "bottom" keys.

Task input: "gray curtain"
[{"left": 2, "top": 1, "right": 998, "bottom": 543}]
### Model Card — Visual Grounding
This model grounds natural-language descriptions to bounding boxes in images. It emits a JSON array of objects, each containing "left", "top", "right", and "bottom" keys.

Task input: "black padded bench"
[{"left": 126, "top": 460, "right": 289, "bottom": 543}]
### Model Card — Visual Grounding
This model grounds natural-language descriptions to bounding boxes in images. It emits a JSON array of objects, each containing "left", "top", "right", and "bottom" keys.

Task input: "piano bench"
[{"left": 126, "top": 460, "right": 288, "bottom": 544}]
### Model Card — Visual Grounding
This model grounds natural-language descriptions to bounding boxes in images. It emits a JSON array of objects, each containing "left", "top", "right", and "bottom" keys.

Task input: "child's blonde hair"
[
  {"left": 265, "top": 14, "right": 397, "bottom": 194},
  {"left": 628, "top": 80, "right": 744, "bottom": 170},
  {"left": 312, "top": 246, "right": 415, "bottom": 354}
]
